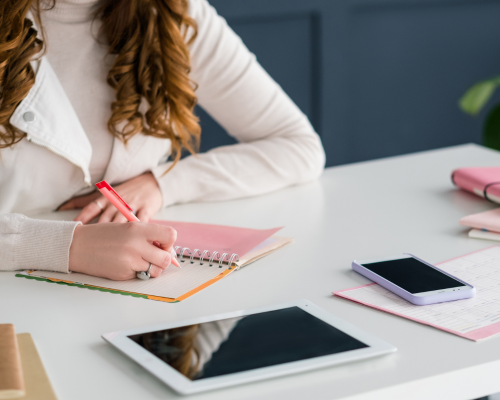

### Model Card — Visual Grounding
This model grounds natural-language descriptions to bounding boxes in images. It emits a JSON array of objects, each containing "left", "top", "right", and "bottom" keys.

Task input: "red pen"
[{"left": 95, "top": 180, "right": 180, "bottom": 268}]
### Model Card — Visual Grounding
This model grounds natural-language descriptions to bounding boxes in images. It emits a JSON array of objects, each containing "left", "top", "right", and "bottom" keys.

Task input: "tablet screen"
[{"left": 128, "top": 307, "right": 368, "bottom": 380}]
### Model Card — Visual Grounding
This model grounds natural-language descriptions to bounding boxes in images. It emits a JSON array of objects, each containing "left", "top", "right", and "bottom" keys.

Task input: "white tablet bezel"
[{"left": 102, "top": 300, "right": 396, "bottom": 395}]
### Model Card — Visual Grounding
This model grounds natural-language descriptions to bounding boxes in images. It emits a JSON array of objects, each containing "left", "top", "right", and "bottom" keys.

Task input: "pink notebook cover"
[
  {"left": 452, "top": 166, "right": 500, "bottom": 203},
  {"left": 333, "top": 247, "right": 500, "bottom": 341},
  {"left": 150, "top": 220, "right": 282, "bottom": 257},
  {"left": 460, "top": 208, "right": 500, "bottom": 233}
]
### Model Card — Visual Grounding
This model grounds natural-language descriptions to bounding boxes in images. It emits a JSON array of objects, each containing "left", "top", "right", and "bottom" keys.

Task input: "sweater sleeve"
[
  {"left": 0, "top": 213, "right": 81, "bottom": 273},
  {"left": 152, "top": 0, "right": 325, "bottom": 208}
]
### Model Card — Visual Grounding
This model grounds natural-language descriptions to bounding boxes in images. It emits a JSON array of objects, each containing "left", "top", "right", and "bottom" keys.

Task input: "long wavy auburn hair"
[
  {"left": 134, "top": 325, "right": 201, "bottom": 379},
  {"left": 0, "top": 0, "right": 200, "bottom": 169}
]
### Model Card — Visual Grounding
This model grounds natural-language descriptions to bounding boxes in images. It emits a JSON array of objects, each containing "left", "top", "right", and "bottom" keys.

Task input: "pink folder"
[
  {"left": 150, "top": 220, "right": 282, "bottom": 257},
  {"left": 334, "top": 247, "right": 500, "bottom": 341},
  {"left": 452, "top": 167, "right": 500, "bottom": 204},
  {"left": 459, "top": 208, "right": 500, "bottom": 233}
]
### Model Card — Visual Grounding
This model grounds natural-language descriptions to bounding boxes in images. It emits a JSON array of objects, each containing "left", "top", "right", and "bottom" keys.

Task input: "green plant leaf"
[
  {"left": 459, "top": 80, "right": 498, "bottom": 115},
  {"left": 483, "top": 103, "right": 500, "bottom": 151}
]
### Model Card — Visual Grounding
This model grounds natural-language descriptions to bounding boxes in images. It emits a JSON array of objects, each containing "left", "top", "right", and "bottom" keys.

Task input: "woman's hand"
[
  {"left": 69, "top": 222, "right": 177, "bottom": 280},
  {"left": 59, "top": 172, "right": 163, "bottom": 223}
]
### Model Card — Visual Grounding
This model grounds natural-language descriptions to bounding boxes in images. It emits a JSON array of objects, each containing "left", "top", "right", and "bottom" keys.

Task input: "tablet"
[{"left": 102, "top": 300, "right": 396, "bottom": 394}]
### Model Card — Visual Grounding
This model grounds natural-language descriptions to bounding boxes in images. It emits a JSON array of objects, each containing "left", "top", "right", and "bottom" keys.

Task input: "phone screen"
[{"left": 361, "top": 257, "right": 466, "bottom": 294}]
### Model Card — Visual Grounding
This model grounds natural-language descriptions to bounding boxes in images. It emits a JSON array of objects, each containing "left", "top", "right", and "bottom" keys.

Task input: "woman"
[{"left": 0, "top": 0, "right": 325, "bottom": 280}]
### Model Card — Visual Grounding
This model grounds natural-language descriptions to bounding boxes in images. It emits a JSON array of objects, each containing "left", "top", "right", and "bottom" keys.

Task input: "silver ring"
[
  {"left": 94, "top": 200, "right": 104, "bottom": 211},
  {"left": 137, "top": 262, "right": 153, "bottom": 280}
]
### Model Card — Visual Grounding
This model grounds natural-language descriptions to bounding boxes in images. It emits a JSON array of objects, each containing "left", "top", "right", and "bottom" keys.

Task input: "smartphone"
[{"left": 352, "top": 254, "right": 475, "bottom": 305}]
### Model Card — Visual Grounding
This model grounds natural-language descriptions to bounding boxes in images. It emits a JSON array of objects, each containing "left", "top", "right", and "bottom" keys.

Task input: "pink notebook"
[
  {"left": 460, "top": 208, "right": 500, "bottom": 233},
  {"left": 151, "top": 220, "right": 282, "bottom": 258},
  {"left": 452, "top": 166, "right": 500, "bottom": 204},
  {"left": 334, "top": 247, "right": 500, "bottom": 341}
]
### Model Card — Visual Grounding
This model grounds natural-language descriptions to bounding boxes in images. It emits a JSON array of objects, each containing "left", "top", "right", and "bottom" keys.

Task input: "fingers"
[
  {"left": 146, "top": 223, "right": 177, "bottom": 247},
  {"left": 128, "top": 260, "right": 165, "bottom": 280},
  {"left": 74, "top": 200, "right": 105, "bottom": 223},
  {"left": 148, "top": 264, "right": 164, "bottom": 278},
  {"left": 58, "top": 199, "right": 77, "bottom": 211},
  {"left": 98, "top": 206, "right": 118, "bottom": 223},
  {"left": 59, "top": 192, "right": 100, "bottom": 211},
  {"left": 137, "top": 209, "right": 151, "bottom": 222},
  {"left": 70, "top": 223, "right": 177, "bottom": 281},
  {"left": 112, "top": 213, "right": 128, "bottom": 223},
  {"left": 75, "top": 200, "right": 143, "bottom": 224},
  {"left": 142, "top": 242, "right": 173, "bottom": 270}
]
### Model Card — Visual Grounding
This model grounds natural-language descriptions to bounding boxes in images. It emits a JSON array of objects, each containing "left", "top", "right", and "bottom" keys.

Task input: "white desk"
[{"left": 2, "top": 143, "right": 500, "bottom": 400}]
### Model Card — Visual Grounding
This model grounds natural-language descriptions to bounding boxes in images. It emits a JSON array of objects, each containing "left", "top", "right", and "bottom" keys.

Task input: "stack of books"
[
  {"left": 0, "top": 324, "right": 57, "bottom": 400},
  {"left": 460, "top": 208, "right": 500, "bottom": 241}
]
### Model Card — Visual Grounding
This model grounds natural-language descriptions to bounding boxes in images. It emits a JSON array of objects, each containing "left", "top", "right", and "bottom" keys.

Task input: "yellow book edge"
[
  {"left": 16, "top": 333, "right": 57, "bottom": 400},
  {"left": 0, "top": 324, "right": 24, "bottom": 399}
]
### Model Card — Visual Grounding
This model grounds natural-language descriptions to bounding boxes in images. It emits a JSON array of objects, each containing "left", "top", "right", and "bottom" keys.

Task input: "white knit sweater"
[{"left": 0, "top": 0, "right": 325, "bottom": 274}]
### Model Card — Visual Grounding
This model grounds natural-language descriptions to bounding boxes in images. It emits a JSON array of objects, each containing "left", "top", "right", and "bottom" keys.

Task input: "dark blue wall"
[{"left": 197, "top": 0, "right": 500, "bottom": 167}]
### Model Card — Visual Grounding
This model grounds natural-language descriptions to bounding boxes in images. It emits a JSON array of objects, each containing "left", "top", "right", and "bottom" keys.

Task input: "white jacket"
[{"left": 0, "top": 0, "right": 325, "bottom": 273}]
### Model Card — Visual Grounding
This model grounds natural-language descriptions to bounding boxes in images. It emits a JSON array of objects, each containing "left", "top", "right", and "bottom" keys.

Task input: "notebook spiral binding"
[{"left": 174, "top": 247, "right": 240, "bottom": 269}]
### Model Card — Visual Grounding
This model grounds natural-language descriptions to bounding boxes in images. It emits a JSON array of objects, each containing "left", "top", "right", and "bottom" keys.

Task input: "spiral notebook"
[{"left": 18, "top": 220, "right": 292, "bottom": 303}]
